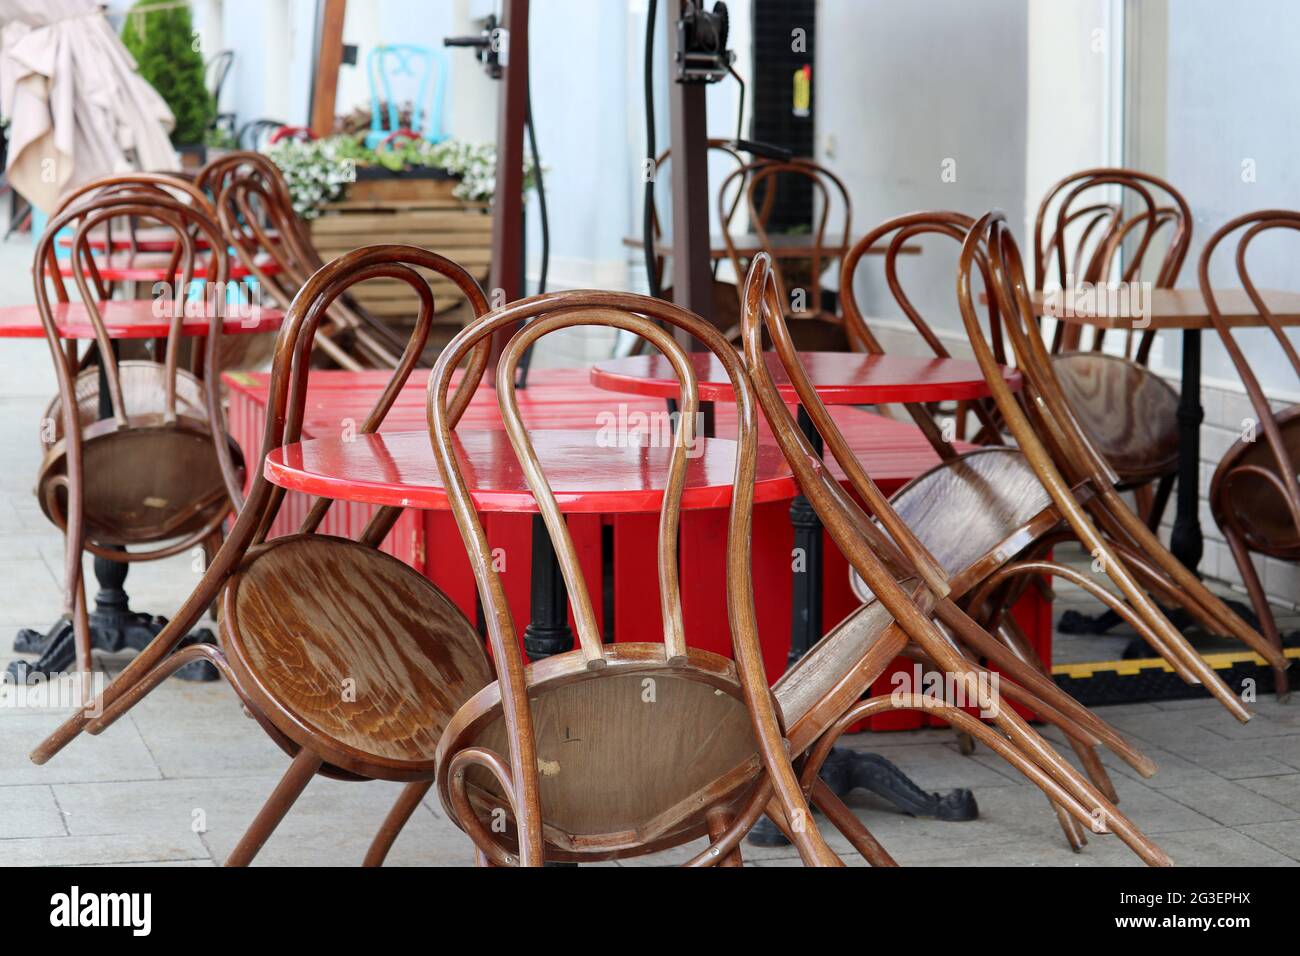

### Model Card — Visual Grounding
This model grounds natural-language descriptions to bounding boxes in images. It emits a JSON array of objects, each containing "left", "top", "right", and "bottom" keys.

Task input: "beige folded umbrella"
[{"left": 0, "top": 0, "right": 178, "bottom": 214}]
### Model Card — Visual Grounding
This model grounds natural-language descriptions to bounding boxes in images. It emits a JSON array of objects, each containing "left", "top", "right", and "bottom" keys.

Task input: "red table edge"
[
  {"left": 589, "top": 355, "right": 1022, "bottom": 404},
  {"left": 262, "top": 436, "right": 800, "bottom": 515}
]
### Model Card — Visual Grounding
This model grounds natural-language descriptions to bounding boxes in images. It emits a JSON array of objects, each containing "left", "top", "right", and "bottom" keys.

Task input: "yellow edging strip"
[{"left": 1052, "top": 646, "right": 1300, "bottom": 681}]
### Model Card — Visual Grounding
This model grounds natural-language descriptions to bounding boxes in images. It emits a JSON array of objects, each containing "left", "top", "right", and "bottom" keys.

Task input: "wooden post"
[
  {"left": 310, "top": 0, "right": 347, "bottom": 138},
  {"left": 488, "top": 0, "right": 530, "bottom": 366},
  {"left": 666, "top": 0, "right": 713, "bottom": 351}
]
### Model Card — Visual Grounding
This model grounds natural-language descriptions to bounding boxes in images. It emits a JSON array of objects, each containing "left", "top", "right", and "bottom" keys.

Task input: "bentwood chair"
[
  {"left": 645, "top": 139, "right": 754, "bottom": 341},
  {"left": 1203, "top": 211, "right": 1300, "bottom": 698},
  {"left": 203, "top": 151, "right": 409, "bottom": 370},
  {"left": 956, "top": 211, "right": 1288, "bottom": 709},
  {"left": 840, "top": 211, "right": 1275, "bottom": 724},
  {"left": 376, "top": 288, "right": 841, "bottom": 867},
  {"left": 33, "top": 190, "right": 246, "bottom": 679},
  {"left": 1033, "top": 169, "right": 1193, "bottom": 527},
  {"left": 739, "top": 254, "right": 1170, "bottom": 866},
  {"left": 31, "top": 246, "right": 495, "bottom": 866},
  {"left": 719, "top": 158, "right": 853, "bottom": 350}
]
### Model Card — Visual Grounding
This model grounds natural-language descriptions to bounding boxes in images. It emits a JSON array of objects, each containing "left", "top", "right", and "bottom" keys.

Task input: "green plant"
[
  {"left": 121, "top": 1, "right": 215, "bottom": 145},
  {"left": 264, "top": 133, "right": 538, "bottom": 219}
]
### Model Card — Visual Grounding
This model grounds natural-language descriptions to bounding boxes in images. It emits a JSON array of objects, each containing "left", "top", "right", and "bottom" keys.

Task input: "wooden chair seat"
[
  {"left": 219, "top": 534, "right": 493, "bottom": 779},
  {"left": 851, "top": 448, "right": 1058, "bottom": 602},
  {"left": 1052, "top": 352, "right": 1179, "bottom": 483},
  {"left": 41, "top": 360, "right": 211, "bottom": 448},
  {"left": 436, "top": 644, "right": 762, "bottom": 860},
  {"left": 1211, "top": 404, "right": 1300, "bottom": 558},
  {"left": 37, "top": 365, "right": 243, "bottom": 544}
]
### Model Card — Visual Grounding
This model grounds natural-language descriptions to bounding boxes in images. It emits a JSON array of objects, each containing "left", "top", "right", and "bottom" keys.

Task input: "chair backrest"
[
  {"left": 1200, "top": 210, "right": 1300, "bottom": 532},
  {"left": 1033, "top": 168, "right": 1192, "bottom": 357},
  {"left": 840, "top": 210, "right": 1010, "bottom": 454},
  {"left": 367, "top": 44, "right": 448, "bottom": 143},
  {"left": 721, "top": 159, "right": 851, "bottom": 321},
  {"left": 647, "top": 139, "right": 751, "bottom": 289},
  {"left": 212, "top": 161, "right": 409, "bottom": 368},
  {"left": 218, "top": 245, "right": 491, "bottom": 568},
  {"left": 956, "top": 211, "right": 1258, "bottom": 718},
  {"left": 426, "top": 288, "right": 835, "bottom": 867},
  {"left": 35, "top": 189, "right": 244, "bottom": 557},
  {"left": 38, "top": 190, "right": 229, "bottom": 431}
]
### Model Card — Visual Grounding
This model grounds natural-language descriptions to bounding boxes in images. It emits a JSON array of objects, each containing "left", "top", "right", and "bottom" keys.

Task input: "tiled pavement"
[{"left": 0, "top": 239, "right": 1295, "bottom": 867}]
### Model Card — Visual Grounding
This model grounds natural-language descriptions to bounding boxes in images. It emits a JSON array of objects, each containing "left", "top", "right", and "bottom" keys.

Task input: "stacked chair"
[
  {"left": 32, "top": 185, "right": 245, "bottom": 680},
  {"left": 199, "top": 151, "right": 410, "bottom": 370},
  {"left": 1203, "top": 211, "right": 1300, "bottom": 698},
  {"left": 30, "top": 247, "right": 495, "bottom": 865},
  {"left": 1032, "top": 170, "right": 1192, "bottom": 528},
  {"left": 838, "top": 210, "right": 1286, "bottom": 724}
]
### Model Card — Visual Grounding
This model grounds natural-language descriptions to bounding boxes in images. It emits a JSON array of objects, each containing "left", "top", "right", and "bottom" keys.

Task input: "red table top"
[
  {"left": 57, "top": 226, "right": 213, "bottom": 253},
  {"left": 225, "top": 367, "right": 968, "bottom": 492},
  {"left": 0, "top": 300, "right": 284, "bottom": 339},
  {"left": 55, "top": 251, "right": 281, "bottom": 282},
  {"left": 591, "top": 351, "right": 1020, "bottom": 404},
  {"left": 264, "top": 428, "right": 798, "bottom": 514}
]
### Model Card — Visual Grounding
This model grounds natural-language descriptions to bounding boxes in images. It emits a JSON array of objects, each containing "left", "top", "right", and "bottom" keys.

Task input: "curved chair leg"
[
  {"left": 936, "top": 600, "right": 1156, "bottom": 778},
  {"left": 1222, "top": 524, "right": 1290, "bottom": 701},
  {"left": 226, "top": 748, "right": 324, "bottom": 867},
  {"left": 705, "top": 806, "right": 743, "bottom": 867},
  {"left": 804, "top": 694, "right": 1170, "bottom": 866},
  {"left": 365, "top": 780, "right": 433, "bottom": 867},
  {"left": 807, "top": 779, "right": 898, "bottom": 866}
]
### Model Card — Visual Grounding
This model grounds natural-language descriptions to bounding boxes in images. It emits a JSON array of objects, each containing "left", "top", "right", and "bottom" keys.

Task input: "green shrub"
[{"left": 121, "top": 2, "right": 215, "bottom": 146}]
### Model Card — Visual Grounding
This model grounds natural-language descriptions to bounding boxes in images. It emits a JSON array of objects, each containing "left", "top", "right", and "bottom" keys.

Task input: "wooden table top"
[
  {"left": 1032, "top": 287, "right": 1300, "bottom": 330},
  {"left": 623, "top": 233, "right": 920, "bottom": 260},
  {"left": 0, "top": 300, "right": 284, "bottom": 339},
  {"left": 264, "top": 428, "right": 798, "bottom": 514},
  {"left": 591, "top": 351, "right": 1019, "bottom": 404}
]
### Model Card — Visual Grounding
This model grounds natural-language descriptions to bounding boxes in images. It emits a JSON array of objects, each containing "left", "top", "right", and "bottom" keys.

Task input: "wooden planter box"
[{"left": 310, "top": 175, "right": 491, "bottom": 352}]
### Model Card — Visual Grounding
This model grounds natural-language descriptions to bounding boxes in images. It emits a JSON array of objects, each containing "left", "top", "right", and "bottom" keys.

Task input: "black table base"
[
  {"left": 747, "top": 747, "right": 979, "bottom": 848},
  {"left": 6, "top": 553, "right": 218, "bottom": 685},
  {"left": 748, "top": 406, "right": 977, "bottom": 850}
]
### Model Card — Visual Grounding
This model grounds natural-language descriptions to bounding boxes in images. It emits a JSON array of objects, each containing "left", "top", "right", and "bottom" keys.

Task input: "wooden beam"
[
  {"left": 488, "top": 0, "right": 530, "bottom": 364},
  {"left": 667, "top": 0, "right": 713, "bottom": 350},
  {"left": 310, "top": 0, "right": 347, "bottom": 137}
]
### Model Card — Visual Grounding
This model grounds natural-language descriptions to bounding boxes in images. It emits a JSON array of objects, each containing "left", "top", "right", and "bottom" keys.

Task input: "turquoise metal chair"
[{"left": 364, "top": 45, "right": 448, "bottom": 149}]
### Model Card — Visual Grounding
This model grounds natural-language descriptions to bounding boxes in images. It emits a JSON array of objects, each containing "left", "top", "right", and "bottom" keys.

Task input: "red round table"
[
  {"left": 0, "top": 300, "right": 284, "bottom": 339},
  {"left": 591, "top": 351, "right": 1020, "bottom": 404},
  {"left": 592, "top": 349, "right": 1018, "bottom": 831},
  {"left": 5, "top": 299, "right": 285, "bottom": 685},
  {"left": 265, "top": 427, "right": 797, "bottom": 659},
  {"left": 54, "top": 251, "right": 282, "bottom": 283}
]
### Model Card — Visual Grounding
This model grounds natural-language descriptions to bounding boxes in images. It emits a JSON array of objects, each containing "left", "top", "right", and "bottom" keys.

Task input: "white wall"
[{"left": 818, "top": 0, "right": 1029, "bottom": 349}]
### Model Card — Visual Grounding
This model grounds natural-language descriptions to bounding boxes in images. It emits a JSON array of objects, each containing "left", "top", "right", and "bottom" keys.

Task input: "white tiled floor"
[{"left": 0, "top": 237, "right": 1296, "bottom": 866}]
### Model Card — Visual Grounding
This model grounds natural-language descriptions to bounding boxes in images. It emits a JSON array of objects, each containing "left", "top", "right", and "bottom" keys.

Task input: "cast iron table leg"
[
  {"left": 7, "top": 340, "right": 217, "bottom": 684},
  {"left": 748, "top": 406, "right": 976, "bottom": 849},
  {"left": 1169, "top": 328, "right": 1204, "bottom": 572},
  {"left": 1061, "top": 328, "right": 1207, "bottom": 642}
]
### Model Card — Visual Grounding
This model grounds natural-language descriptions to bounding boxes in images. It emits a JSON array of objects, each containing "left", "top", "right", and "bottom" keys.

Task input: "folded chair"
[
  {"left": 1033, "top": 169, "right": 1193, "bottom": 528},
  {"left": 202, "top": 151, "right": 409, "bottom": 370},
  {"left": 31, "top": 247, "right": 496, "bottom": 867},
  {"left": 957, "top": 212, "right": 1288, "bottom": 705},
  {"left": 1203, "top": 210, "right": 1300, "bottom": 699},
  {"left": 739, "top": 253, "right": 1170, "bottom": 866},
  {"left": 841, "top": 211, "right": 1282, "bottom": 721},
  {"left": 32, "top": 190, "right": 245, "bottom": 681}
]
